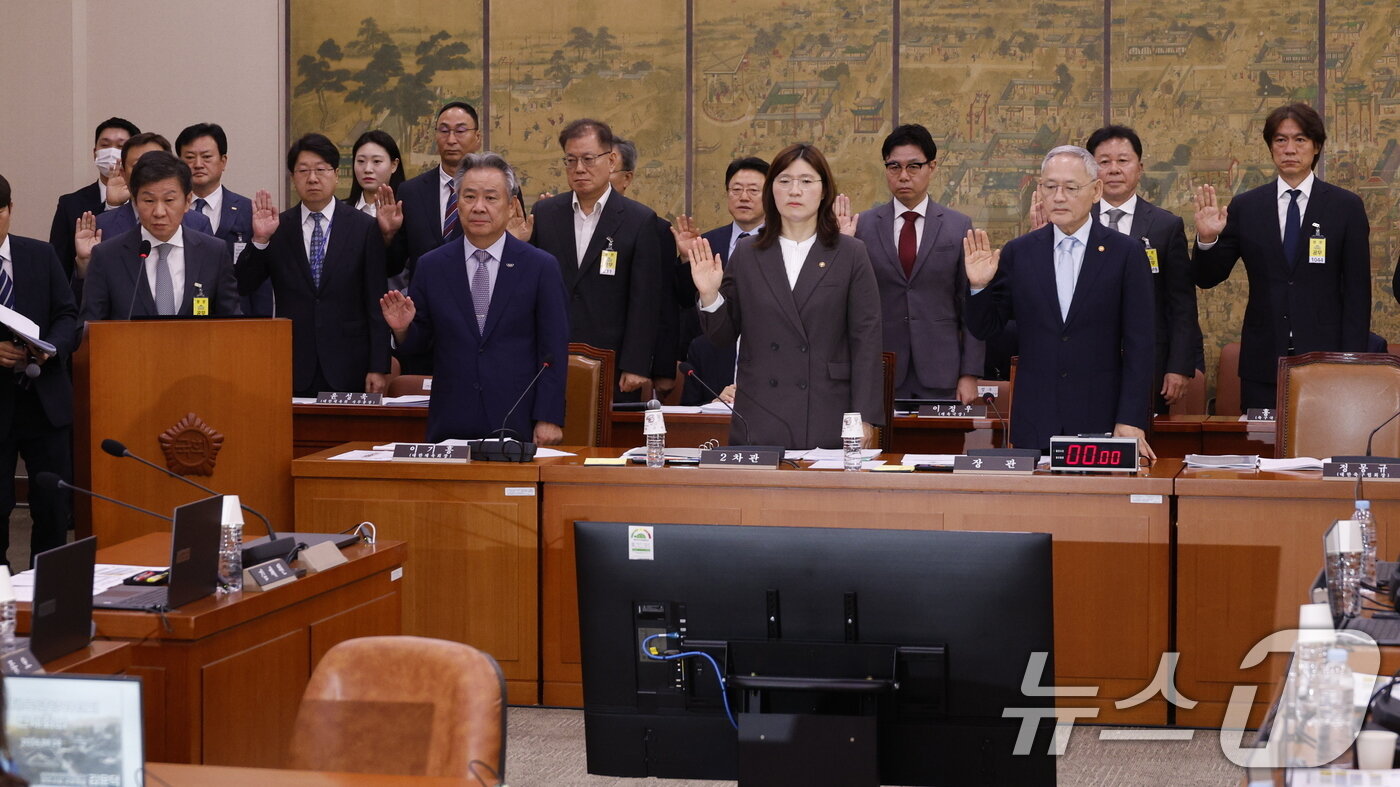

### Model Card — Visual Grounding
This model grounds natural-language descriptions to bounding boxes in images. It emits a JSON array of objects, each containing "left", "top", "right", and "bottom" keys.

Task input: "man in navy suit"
[
  {"left": 529, "top": 118, "right": 664, "bottom": 398},
  {"left": 669, "top": 157, "right": 768, "bottom": 404},
  {"left": 49, "top": 116, "right": 139, "bottom": 281},
  {"left": 0, "top": 175, "right": 81, "bottom": 567},
  {"left": 82, "top": 152, "right": 240, "bottom": 322},
  {"left": 856, "top": 124, "right": 982, "bottom": 402},
  {"left": 239, "top": 134, "right": 390, "bottom": 397},
  {"left": 381, "top": 153, "right": 567, "bottom": 444},
  {"left": 176, "top": 123, "right": 269, "bottom": 316},
  {"left": 965, "top": 146, "right": 1155, "bottom": 456},
  {"left": 386, "top": 101, "right": 482, "bottom": 284},
  {"left": 1194, "top": 102, "right": 1371, "bottom": 410}
]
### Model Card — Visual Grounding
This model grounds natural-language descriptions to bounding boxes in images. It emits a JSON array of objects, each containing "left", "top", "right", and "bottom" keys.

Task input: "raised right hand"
[
  {"left": 1027, "top": 189, "right": 1048, "bottom": 231},
  {"left": 374, "top": 185, "right": 403, "bottom": 240},
  {"left": 1192, "top": 184, "right": 1228, "bottom": 244},
  {"left": 963, "top": 228, "right": 1001, "bottom": 290},
  {"left": 686, "top": 236, "right": 723, "bottom": 307},
  {"left": 379, "top": 290, "right": 415, "bottom": 334},
  {"left": 670, "top": 214, "right": 701, "bottom": 258},
  {"left": 252, "top": 190, "right": 280, "bottom": 244},
  {"left": 105, "top": 172, "right": 129, "bottom": 206},
  {"left": 74, "top": 212, "right": 101, "bottom": 277}
]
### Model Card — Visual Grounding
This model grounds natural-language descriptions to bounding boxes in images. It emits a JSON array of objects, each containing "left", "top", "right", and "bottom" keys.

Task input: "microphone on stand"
[
  {"left": 100, "top": 438, "right": 296, "bottom": 565},
  {"left": 678, "top": 362, "right": 764, "bottom": 448},
  {"left": 471, "top": 354, "right": 555, "bottom": 462},
  {"left": 33, "top": 472, "right": 171, "bottom": 524},
  {"left": 126, "top": 240, "right": 153, "bottom": 320}
]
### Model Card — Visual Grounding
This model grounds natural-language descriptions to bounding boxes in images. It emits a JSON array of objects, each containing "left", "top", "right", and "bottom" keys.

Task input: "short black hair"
[
  {"left": 558, "top": 118, "right": 614, "bottom": 150},
  {"left": 437, "top": 101, "right": 480, "bottom": 127},
  {"left": 1085, "top": 125, "right": 1143, "bottom": 159},
  {"left": 121, "top": 133, "right": 172, "bottom": 166},
  {"left": 725, "top": 156, "right": 769, "bottom": 186},
  {"left": 130, "top": 151, "right": 193, "bottom": 197},
  {"left": 0, "top": 174, "right": 11, "bottom": 209},
  {"left": 286, "top": 133, "right": 340, "bottom": 172},
  {"left": 881, "top": 124, "right": 937, "bottom": 162},
  {"left": 1263, "top": 102, "right": 1327, "bottom": 168},
  {"left": 176, "top": 123, "right": 229, "bottom": 157},
  {"left": 94, "top": 117, "right": 140, "bottom": 146},
  {"left": 613, "top": 138, "right": 637, "bottom": 172}
]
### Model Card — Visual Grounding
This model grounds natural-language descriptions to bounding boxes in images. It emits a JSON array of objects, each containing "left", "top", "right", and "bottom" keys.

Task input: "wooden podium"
[{"left": 73, "top": 319, "right": 293, "bottom": 545}]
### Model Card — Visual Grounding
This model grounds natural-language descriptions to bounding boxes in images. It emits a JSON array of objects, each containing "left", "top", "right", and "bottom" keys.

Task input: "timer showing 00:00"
[{"left": 1063, "top": 444, "right": 1121, "bottom": 466}]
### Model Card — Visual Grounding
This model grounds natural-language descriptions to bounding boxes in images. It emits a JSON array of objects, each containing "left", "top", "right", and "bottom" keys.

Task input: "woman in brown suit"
[{"left": 688, "top": 143, "right": 883, "bottom": 450}]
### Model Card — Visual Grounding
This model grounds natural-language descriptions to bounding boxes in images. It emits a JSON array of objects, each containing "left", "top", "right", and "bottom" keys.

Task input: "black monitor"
[{"left": 575, "top": 522, "right": 1056, "bottom": 786}]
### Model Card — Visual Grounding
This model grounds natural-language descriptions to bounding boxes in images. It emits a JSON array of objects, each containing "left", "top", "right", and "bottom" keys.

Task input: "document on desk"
[
  {"left": 1184, "top": 454, "right": 1259, "bottom": 469},
  {"left": 807, "top": 459, "right": 886, "bottom": 470},
  {"left": 1259, "top": 457, "right": 1326, "bottom": 471},
  {"left": 382, "top": 394, "right": 430, "bottom": 405},
  {"left": 900, "top": 454, "right": 957, "bottom": 467},
  {"left": 10, "top": 564, "right": 164, "bottom": 602},
  {"left": 698, "top": 402, "right": 733, "bottom": 414},
  {"left": 329, "top": 449, "right": 395, "bottom": 461},
  {"left": 660, "top": 405, "right": 704, "bottom": 414},
  {"left": 796, "top": 448, "right": 882, "bottom": 462}
]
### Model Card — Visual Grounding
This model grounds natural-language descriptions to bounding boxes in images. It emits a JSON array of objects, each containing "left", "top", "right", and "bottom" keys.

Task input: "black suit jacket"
[
  {"left": 529, "top": 190, "right": 663, "bottom": 377},
  {"left": 48, "top": 182, "right": 103, "bottom": 281},
  {"left": 0, "top": 236, "right": 80, "bottom": 432},
  {"left": 1095, "top": 199, "right": 1202, "bottom": 404},
  {"left": 966, "top": 222, "right": 1155, "bottom": 450},
  {"left": 1194, "top": 178, "right": 1370, "bottom": 384},
  {"left": 207, "top": 187, "right": 272, "bottom": 318},
  {"left": 81, "top": 227, "right": 241, "bottom": 321},
  {"left": 389, "top": 167, "right": 452, "bottom": 281},
  {"left": 236, "top": 200, "right": 390, "bottom": 393}
]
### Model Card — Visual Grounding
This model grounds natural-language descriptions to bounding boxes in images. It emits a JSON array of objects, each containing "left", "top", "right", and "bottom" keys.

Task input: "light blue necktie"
[{"left": 1055, "top": 236, "right": 1080, "bottom": 321}]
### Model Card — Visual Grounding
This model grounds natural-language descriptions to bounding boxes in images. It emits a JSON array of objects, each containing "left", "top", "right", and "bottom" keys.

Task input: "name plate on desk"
[
  {"left": 1323, "top": 461, "right": 1400, "bottom": 481},
  {"left": 0, "top": 648, "right": 43, "bottom": 675},
  {"left": 243, "top": 558, "right": 298, "bottom": 591},
  {"left": 918, "top": 403, "right": 987, "bottom": 418},
  {"left": 699, "top": 448, "right": 781, "bottom": 469},
  {"left": 391, "top": 443, "right": 470, "bottom": 462},
  {"left": 1245, "top": 408, "right": 1276, "bottom": 422},
  {"left": 316, "top": 391, "right": 384, "bottom": 406},
  {"left": 952, "top": 455, "right": 1035, "bottom": 474}
]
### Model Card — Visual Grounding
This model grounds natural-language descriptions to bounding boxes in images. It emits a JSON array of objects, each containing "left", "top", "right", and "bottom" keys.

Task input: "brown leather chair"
[
  {"left": 387, "top": 375, "right": 431, "bottom": 396},
  {"left": 287, "top": 636, "right": 506, "bottom": 781},
  {"left": 1275, "top": 352, "right": 1400, "bottom": 458},
  {"left": 977, "top": 378, "right": 1013, "bottom": 419},
  {"left": 564, "top": 342, "right": 614, "bottom": 446},
  {"left": 1168, "top": 370, "right": 1208, "bottom": 415},
  {"left": 877, "top": 351, "right": 896, "bottom": 452},
  {"left": 1215, "top": 342, "right": 1242, "bottom": 416}
]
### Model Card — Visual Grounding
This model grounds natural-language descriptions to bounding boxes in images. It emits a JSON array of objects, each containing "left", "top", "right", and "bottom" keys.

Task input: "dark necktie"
[
  {"left": 898, "top": 211, "right": 918, "bottom": 278},
  {"left": 1282, "top": 189, "right": 1301, "bottom": 263},
  {"left": 194, "top": 197, "right": 209, "bottom": 216},
  {"left": 0, "top": 259, "right": 12, "bottom": 311},
  {"left": 309, "top": 212, "right": 326, "bottom": 286},
  {"left": 470, "top": 249, "right": 491, "bottom": 333},
  {"left": 1105, "top": 207, "right": 1126, "bottom": 233},
  {"left": 443, "top": 182, "right": 460, "bottom": 241}
]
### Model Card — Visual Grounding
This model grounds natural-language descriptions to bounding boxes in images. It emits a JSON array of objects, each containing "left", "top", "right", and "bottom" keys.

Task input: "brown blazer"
[{"left": 699, "top": 233, "right": 883, "bottom": 449}]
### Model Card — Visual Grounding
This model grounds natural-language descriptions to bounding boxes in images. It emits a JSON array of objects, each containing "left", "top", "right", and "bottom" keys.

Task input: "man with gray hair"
[
  {"left": 962, "top": 145, "right": 1156, "bottom": 456},
  {"left": 381, "top": 152, "right": 569, "bottom": 443}
]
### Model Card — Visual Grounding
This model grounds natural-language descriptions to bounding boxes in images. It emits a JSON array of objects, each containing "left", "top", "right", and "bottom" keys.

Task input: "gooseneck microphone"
[
  {"left": 679, "top": 361, "right": 755, "bottom": 446},
  {"left": 126, "top": 240, "right": 154, "bottom": 320},
  {"left": 33, "top": 472, "right": 171, "bottom": 523},
  {"left": 473, "top": 354, "right": 555, "bottom": 462},
  {"left": 100, "top": 438, "right": 296, "bottom": 564}
]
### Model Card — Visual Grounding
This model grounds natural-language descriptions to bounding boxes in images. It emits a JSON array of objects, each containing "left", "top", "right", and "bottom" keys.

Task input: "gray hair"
[
  {"left": 613, "top": 138, "right": 637, "bottom": 173},
  {"left": 1041, "top": 145, "right": 1098, "bottom": 180},
  {"left": 455, "top": 152, "right": 520, "bottom": 195}
]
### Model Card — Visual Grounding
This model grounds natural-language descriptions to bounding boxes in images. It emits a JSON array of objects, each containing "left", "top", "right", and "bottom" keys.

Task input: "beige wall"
[{"left": 0, "top": 0, "right": 286, "bottom": 239}]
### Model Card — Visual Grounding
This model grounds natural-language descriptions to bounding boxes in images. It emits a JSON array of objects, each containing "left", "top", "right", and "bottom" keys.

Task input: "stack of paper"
[
  {"left": 1185, "top": 454, "right": 1259, "bottom": 469},
  {"left": 1258, "top": 456, "right": 1326, "bottom": 471},
  {"left": 900, "top": 454, "right": 957, "bottom": 467}
]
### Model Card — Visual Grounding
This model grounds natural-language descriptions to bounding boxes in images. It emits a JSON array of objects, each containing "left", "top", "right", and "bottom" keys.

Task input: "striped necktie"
[
  {"left": 0, "top": 257, "right": 12, "bottom": 311},
  {"left": 309, "top": 212, "right": 326, "bottom": 286},
  {"left": 443, "top": 182, "right": 461, "bottom": 240}
]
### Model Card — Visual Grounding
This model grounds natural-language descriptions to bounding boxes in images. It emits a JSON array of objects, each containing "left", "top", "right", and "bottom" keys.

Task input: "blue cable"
[{"left": 640, "top": 632, "right": 739, "bottom": 730}]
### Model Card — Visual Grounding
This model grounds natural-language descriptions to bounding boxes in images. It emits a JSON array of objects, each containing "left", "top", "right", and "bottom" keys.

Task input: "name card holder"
[
  {"left": 952, "top": 455, "right": 1035, "bottom": 474},
  {"left": 1245, "top": 408, "right": 1276, "bottom": 422},
  {"left": 1323, "top": 461, "right": 1400, "bottom": 481},
  {"left": 316, "top": 392, "right": 384, "bottom": 406},
  {"left": 243, "top": 558, "right": 298, "bottom": 591},
  {"left": 699, "top": 448, "right": 782, "bottom": 470},
  {"left": 297, "top": 540, "right": 349, "bottom": 573},
  {"left": 0, "top": 648, "right": 43, "bottom": 675},
  {"left": 392, "top": 443, "right": 470, "bottom": 462},
  {"left": 918, "top": 403, "right": 988, "bottom": 418}
]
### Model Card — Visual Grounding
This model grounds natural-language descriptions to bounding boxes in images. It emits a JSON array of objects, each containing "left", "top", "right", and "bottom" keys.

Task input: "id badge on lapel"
[
  {"left": 193, "top": 282, "right": 210, "bottom": 316},
  {"left": 1142, "top": 237, "right": 1159, "bottom": 274},
  {"left": 1307, "top": 223, "right": 1326, "bottom": 265},
  {"left": 600, "top": 237, "right": 618, "bottom": 276}
]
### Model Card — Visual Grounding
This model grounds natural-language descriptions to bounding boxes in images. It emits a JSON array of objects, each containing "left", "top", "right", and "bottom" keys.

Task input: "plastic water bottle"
[
  {"left": 218, "top": 495, "right": 244, "bottom": 593},
  {"left": 841, "top": 412, "right": 864, "bottom": 472},
  {"left": 843, "top": 436, "right": 862, "bottom": 471},
  {"left": 0, "top": 566, "right": 15, "bottom": 651},
  {"left": 1294, "top": 603, "right": 1333, "bottom": 721},
  {"left": 1354, "top": 500, "right": 1377, "bottom": 585},
  {"left": 644, "top": 399, "right": 666, "bottom": 468},
  {"left": 1309, "top": 648, "right": 1356, "bottom": 765}
]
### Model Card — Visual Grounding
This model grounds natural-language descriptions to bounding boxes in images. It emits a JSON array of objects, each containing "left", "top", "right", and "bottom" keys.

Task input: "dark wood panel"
[{"left": 201, "top": 629, "right": 310, "bottom": 767}]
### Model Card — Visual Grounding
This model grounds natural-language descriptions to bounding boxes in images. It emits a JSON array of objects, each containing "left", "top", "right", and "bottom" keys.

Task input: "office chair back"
[
  {"left": 387, "top": 375, "right": 431, "bottom": 397},
  {"left": 564, "top": 342, "right": 614, "bottom": 447},
  {"left": 287, "top": 636, "right": 507, "bottom": 781},
  {"left": 1276, "top": 352, "right": 1400, "bottom": 458},
  {"left": 1215, "top": 342, "right": 1242, "bottom": 416}
]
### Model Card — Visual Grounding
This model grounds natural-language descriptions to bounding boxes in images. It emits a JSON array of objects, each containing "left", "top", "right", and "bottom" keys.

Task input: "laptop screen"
[{"left": 3, "top": 674, "right": 144, "bottom": 786}]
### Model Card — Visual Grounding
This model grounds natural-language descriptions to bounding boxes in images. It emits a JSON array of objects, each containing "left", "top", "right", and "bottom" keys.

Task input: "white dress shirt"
[
  {"left": 355, "top": 196, "right": 377, "bottom": 218},
  {"left": 572, "top": 186, "right": 613, "bottom": 267},
  {"left": 465, "top": 233, "right": 508, "bottom": 304},
  {"left": 892, "top": 196, "right": 929, "bottom": 250},
  {"left": 1051, "top": 219, "right": 1094, "bottom": 313},
  {"left": 1098, "top": 194, "right": 1138, "bottom": 234},
  {"left": 140, "top": 226, "right": 187, "bottom": 302},
  {"left": 0, "top": 236, "right": 12, "bottom": 283},
  {"left": 192, "top": 186, "right": 225, "bottom": 235},
  {"left": 728, "top": 222, "right": 762, "bottom": 259},
  {"left": 301, "top": 200, "right": 336, "bottom": 260},
  {"left": 1276, "top": 172, "right": 1314, "bottom": 238},
  {"left": 777, "top": 235, "right": 817, "bottom": 289}
]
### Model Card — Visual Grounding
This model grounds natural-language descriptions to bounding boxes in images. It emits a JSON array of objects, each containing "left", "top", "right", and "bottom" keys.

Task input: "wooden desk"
[
  {"left": 291, "top": 445, "right": 541, "bottom": 704},
  {"left": 145, "top": 762, "right": 479, "bottom": 786},
  {"left": 65, "top": 534, "right": 405, "bottom": 766},
  {"left": 1173, "top": 467, "right": 1392, "bottom": 726},
  {"left": 1201, "top": 416, "right": 1277, "bottom": 457},
  {"left": 45, "top": 639, "right": 133, "bottom": 675},
  {"left": 540, "top": 451, "right": 1178, "bottom": 724},
  {"left": 294, "top": 403, "right": 428, "bottom": 457}
]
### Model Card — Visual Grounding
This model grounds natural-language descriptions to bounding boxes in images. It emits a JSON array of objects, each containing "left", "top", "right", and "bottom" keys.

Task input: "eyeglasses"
[
  {"left": 885, "top": 160, "right": 930, "bottom": 174},
  {"left": 563, "top": 151, "right": 612, "bottom": 169},
  {"left": 437, "top": 125, "right": 478, "bottom": 137},
  {"left": 774, "top": 177, "right": 822, "bottom": 190},
  {"left": 1038, "top": 180, "right": 1096, "bottom": 197},
  {"left": 293, "top": 166, "right": 336, "bottom": 178},
  {"left": 727, "top": 186, "right": 762, "bottom": 197}
]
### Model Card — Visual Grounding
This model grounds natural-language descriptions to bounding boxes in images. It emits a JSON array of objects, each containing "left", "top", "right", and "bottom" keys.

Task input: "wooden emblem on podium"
[{"left": 158, "top": 412, "right": 224, "bottom": 476}]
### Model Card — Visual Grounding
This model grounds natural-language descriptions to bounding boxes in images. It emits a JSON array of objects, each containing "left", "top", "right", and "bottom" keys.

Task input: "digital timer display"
[{"left": 1048, "top": 436, "right": 1140, "bottom": 472}]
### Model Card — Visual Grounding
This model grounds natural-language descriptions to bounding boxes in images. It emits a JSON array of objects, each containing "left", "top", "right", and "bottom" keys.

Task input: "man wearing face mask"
[{"left": 48, "top": 117, "right": 140, "bottom": 281}]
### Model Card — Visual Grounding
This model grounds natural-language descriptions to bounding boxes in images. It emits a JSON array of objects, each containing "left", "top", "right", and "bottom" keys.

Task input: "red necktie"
[{"left": 898, "top": 211, "right": 918, "bottom": 278}]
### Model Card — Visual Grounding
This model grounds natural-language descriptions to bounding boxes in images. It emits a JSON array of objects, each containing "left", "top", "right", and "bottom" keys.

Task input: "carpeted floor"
[{"left": 503, "top": 706, "right": 1248, "bottom": 786}]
